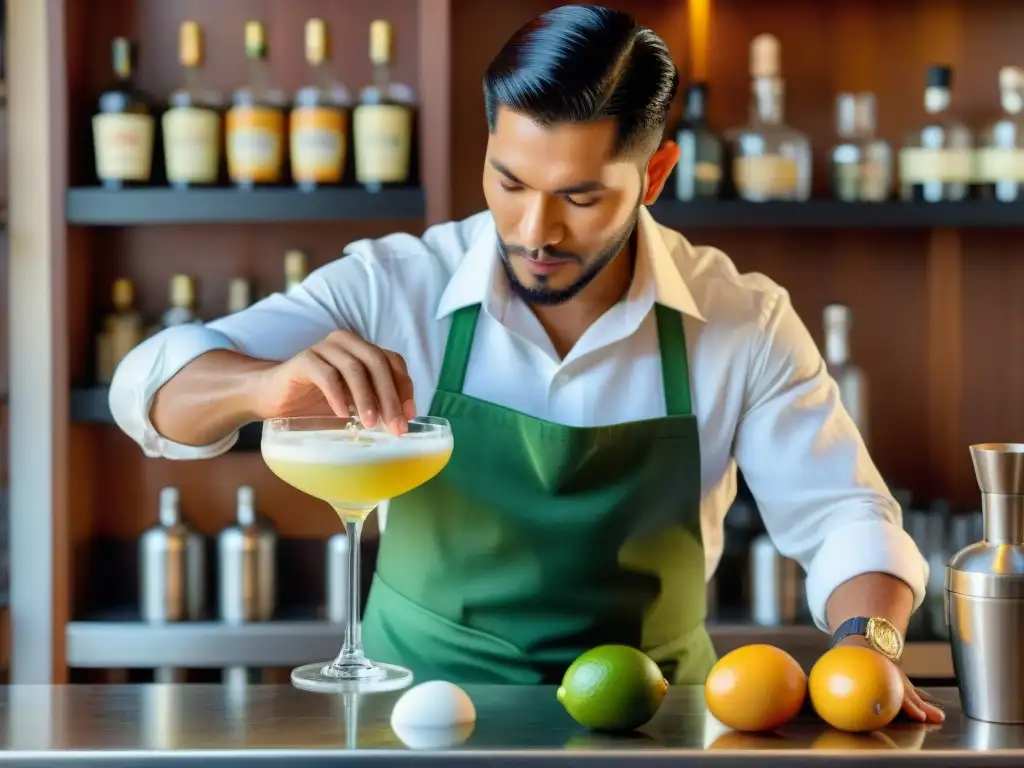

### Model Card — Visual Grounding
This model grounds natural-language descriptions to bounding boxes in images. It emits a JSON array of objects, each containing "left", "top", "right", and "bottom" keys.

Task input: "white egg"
[{"left": 390, "top": 681, "right": 477, "bottom": 728}]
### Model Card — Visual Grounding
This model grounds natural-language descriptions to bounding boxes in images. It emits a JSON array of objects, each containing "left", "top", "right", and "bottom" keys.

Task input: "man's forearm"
[
  {"left": 150, "top": 349, "right": 274, "bottom": 447},
  {"left": 825, "top": 572, "right": 914, "bottom": 638}
]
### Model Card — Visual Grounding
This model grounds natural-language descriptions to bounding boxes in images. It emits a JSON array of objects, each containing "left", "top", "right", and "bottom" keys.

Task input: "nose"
[{"left": 518, "top": 194, "right": 565, "bottom": 252}]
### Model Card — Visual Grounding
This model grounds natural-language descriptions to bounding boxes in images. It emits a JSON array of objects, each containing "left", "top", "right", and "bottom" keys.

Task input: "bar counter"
[{"left": 0, "top": 684, "right": 1021, "bottom": 766}]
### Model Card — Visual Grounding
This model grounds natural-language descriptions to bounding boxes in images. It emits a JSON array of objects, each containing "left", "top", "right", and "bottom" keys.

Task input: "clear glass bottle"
[
  {"left": 353, "top": 20, "right": 416, "bottom": 192},
  {"left": 830, "top": 93, "right": 861, "bottom": 202},
  {"left": 674, "top": 82, "right": 724, "bottom": 200},
  {"left": 291, "top": 18, "right": 351, "bottom": 191},
  {"left": 899, "top": 65, "right": 973, "bottom": 202},
  {"left": 95, "top": 278, "right": 143, "bottom": 384},
  {"left": 92, "top": 38, "right": 155, "bottom": 189},
  {"left": 853, "top": 92, "right": 892, "bottom": 202},
  {"left": 975, "top": 66, "right": 1024, "bottom": 203},
  {"left": 726, "top": 34, "right": 811, "bottom": 202},
  {"left": 226, "top": 21, "right": 288, "bottom": 188},
  {"left": 823, "top": 304, "right": 869, "bottom": 450},
  {"left": 162, "top": 21, "right": 223, "bottom": 189}
]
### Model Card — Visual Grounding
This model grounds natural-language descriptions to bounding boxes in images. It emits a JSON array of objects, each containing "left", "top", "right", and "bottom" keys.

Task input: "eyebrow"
[{"left": 490, "top": 160, "right": 607, "bottom": 195}]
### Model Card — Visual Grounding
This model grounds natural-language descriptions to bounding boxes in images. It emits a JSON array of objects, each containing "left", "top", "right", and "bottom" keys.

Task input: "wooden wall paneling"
[{"left": 418, "top": 0, "right": 452, "bottom": 225}]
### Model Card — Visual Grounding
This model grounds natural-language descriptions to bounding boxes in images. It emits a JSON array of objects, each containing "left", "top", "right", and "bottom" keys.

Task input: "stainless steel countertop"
[{"left": 0, "top": 684, "right": 1020, "bottom": 765}]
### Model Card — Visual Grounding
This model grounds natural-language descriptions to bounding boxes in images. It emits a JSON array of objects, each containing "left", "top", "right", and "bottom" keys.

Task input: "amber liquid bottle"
[{"left": 92, "top": 38, "right": 155, "bottom": 189}]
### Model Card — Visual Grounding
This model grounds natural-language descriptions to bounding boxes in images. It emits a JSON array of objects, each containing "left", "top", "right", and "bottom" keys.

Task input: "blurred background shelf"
[
  {"left": 66, "top": 187, "right": 426, "bottom": 225},
  {"left": 649, "top": 200, "right": 1024, "bottom": 230},
  {"left": 71, "top": 386, "right": 262, "bottom": 451}
]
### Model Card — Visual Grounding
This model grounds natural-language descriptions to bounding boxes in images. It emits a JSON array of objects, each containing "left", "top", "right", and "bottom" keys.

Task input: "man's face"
[{"left": 483, "top": 107, "right": 650, "bottom": 306}]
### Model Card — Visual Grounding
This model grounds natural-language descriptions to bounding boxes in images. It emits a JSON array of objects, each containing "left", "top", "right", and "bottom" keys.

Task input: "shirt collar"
[{"left": 435, "top": 205, "right": 706, "bottom": 323}]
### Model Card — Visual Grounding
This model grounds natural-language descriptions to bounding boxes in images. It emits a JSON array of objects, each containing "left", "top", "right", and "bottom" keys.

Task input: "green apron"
[{"left": 361, "top": 302, "right": 716, "bottom": 685}]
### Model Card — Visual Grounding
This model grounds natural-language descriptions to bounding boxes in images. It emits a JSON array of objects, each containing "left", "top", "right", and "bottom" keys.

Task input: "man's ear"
[{"left": 642, "top": 140, "right": 681, "bottom": 205}]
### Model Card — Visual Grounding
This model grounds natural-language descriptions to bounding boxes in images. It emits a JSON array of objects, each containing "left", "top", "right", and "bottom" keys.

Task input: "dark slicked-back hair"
[{"left": 483, "top": 5, "right": 678, "bottom": 157}]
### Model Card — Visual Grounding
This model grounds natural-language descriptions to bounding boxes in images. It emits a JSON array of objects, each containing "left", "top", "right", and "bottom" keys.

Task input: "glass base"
[{"left": 291, "top": 659, "right": 414, "bottom": 693}]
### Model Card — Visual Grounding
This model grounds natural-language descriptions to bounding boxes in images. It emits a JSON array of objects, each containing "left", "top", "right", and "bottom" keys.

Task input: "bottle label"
[
  {"left": 899, "top": 148, "right": 972, "bottom": 183},
  {"left": 859, "top": 160, "right": 891, "bottom": 201},
  {"left": 734, "top": 155, "right": 798, "bottom": 200},
  {"left": 226, "top": 106, "right": 285, "bottom": 183},
  {"left": 974, "top": 148, "right": 1024, "bottom": 182},
  {"left": 93, "top": 113, "right": 155, "bottom": 182},
  {"left": 353, "top": 104, "right": 412, "bottom": 184},
  {"left": 162, "top": 107, "right": 221, "bottom": 184},
  {"left": 290, "top": 107, "right": 347, "bottom": 183},
  {"left": 694, "top": 161, "right": 722, "bottom": 184}
]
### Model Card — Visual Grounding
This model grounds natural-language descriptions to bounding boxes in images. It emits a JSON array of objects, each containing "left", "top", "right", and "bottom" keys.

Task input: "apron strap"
[
  {"left": 655, "top": 304, "right": 693, "bottom": 417},
  {"left": 436, "top": 303, "right": 693, "bottom": 418}
]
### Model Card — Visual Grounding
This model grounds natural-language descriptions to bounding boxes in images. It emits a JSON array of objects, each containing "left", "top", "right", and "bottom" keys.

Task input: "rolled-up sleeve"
[{"left": 732, "top": 290, "right": 929, "bottom": 631}]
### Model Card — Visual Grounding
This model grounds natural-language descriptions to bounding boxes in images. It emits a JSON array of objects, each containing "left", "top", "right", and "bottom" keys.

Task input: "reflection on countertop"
[{"left": 0, "top": 684, "right": 1020, "bottom": 765}]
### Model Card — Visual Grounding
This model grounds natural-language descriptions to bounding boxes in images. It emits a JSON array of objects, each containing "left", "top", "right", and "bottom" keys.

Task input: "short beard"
[{"left": 498, "top": 205, "right": 641, "bottom": 307}]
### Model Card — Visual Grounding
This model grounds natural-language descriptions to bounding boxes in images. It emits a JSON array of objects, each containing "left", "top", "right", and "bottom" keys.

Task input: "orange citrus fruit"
[
  {"left": 808, "top": 646, "right": 904, "bottom": 732},
  {"left": 704, "top": 644, "right": 807, "bottom": 732}
]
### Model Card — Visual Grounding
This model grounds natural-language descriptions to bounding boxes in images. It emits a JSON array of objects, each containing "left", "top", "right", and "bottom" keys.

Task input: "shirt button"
[{"left": 554, "top": 372, "right": 570, "bottom": 387}]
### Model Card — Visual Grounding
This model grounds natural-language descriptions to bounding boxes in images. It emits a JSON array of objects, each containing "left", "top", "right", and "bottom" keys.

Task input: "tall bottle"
[
  {"left": 674, "top": 82, "right": 724, "bottom": 200},
  {"left": 725, "top": 34, "right": 811, "bottom": 202},
  {"left": 353, "top": 20, "right": 416, "bottom": 192},
  {"left": 163, "top": 21, "right": 223, "bottom": 190},
  {"left": 899, "top": 65, "right": 973, "bottom": 202},
  {"left": 93, "top": 38, "right": 155, "bottom": 189},
  {"left": 217, "top": 486, "right": 277, "bottom": 625},
  {"left": 139, "top": 486, "right": 206, "bottom": 623},
  {"left": 226, "top": 21, "right": 287, "bottom": 188},
  {"left": 822, "top": 304, "right": 869, "bottom": 450},
  {"left": 975, "top": 66, "right": 1024, "bottom": 202},
  {"left": 291, "top": 18, "right": 351, "bottom": 191},
  {"left": 95, "top": 278, "right": 143, "bottom": 384},
  {"left": 284, "top": 249, "right": 307, "bottom": 292}
]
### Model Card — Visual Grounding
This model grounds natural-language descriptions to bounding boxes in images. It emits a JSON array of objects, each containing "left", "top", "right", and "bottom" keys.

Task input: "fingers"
[
  {"left": 902, "top": 677, "right": 945, "bottom": 724},
  {"left": 299, "top": 351, "right": 351, "bottom": 418}
]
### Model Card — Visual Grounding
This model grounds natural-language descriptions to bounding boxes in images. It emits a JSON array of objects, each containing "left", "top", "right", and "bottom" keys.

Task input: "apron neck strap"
[{"left": 436, "top": 303, "right": 693, "bottom": 417}]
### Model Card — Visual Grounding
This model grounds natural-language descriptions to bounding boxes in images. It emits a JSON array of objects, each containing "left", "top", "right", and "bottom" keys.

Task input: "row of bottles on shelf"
[
  {"left": 95, "top": 249, "right": 307, "bottom": 383},
  {"left": 94, "top": 18, "right": 415, "bottom": 192},
  {"left": 675, "top": 33, "right": 1024, "bottom": 203},
  {"left": 141, "top": 485, "right": 353, "bottom": 625}
]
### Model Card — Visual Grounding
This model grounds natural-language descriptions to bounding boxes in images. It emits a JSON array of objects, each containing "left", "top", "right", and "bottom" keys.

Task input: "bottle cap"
[
  {"left": 834, "top": 93, "right": 856, "bottom": 138},
  {"left": 179, "top": 21, "right": 202, "bottom": 68},
  {"left": 169, "top": 274, "right": 195, "bottom": 307},
  {"left": 999, "top": 66, "right": 1021, "bottom": 92},
  {"left": 111, "top": 278, "right": 134, "bottom": 309},
  {"left": 823, "top": 303, "right": 850, "bottom": 327},
  {"left": 227, "top": 278, "right": 251, "bottom": 313},
  {"left": 284, "top": 249, "right": 307, "bottom": 284},
  {"left": 112, "top": 37, "right": 133, "bottom": 79},
  {"left": 236, "top": 485, "right": 255, "bottom": 527},
  {"left": 853, "top": 92, "right": 877, "bottom": 136},
  {"left": 305, "top": 18, "right": 328, "bottom": 64},
  {"left": 244, "top": 21, "right": 267, "bottom": 59},
  {"left": 750, "top": 34, "right": 780, "bottom": 79},
  {"left": 369, "top": 20, "right": 393, "bottom": 66},
  {"left": 158, "top": 487, "right": 180, "bottom": 528},
  {"left": 925, "top": 65, "right": 953, "bottom": 89}
]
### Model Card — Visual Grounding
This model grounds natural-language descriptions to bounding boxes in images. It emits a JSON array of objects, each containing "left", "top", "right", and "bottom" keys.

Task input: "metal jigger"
[{"left": 945, "top": 443, "right": 1024, "bottom": 723}]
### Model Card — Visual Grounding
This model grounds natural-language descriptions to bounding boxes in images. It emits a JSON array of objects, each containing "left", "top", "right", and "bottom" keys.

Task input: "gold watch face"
[{"left": 866, "top": 617, "right": 904, "bottom": 660}]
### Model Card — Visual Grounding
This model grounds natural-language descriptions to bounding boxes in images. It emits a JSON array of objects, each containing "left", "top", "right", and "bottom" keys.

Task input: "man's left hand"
[{"left": 836, "top": 636, "right": 945, "bottom": 724}]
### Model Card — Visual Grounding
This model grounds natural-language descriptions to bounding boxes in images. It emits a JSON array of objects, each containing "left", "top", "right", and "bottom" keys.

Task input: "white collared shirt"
[{"left": 109, "top": 207, "right": 928, "bottom": 631}]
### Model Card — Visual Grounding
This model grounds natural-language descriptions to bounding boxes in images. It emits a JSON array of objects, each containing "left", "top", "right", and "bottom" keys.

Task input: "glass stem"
[{"left": 340, "top": 515, "right": 364, "bottom": 660}]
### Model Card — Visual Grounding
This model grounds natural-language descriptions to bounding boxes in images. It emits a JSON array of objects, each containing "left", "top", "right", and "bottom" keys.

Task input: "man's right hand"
[{"left": 253, "top": 330, "right": 417, "bottom": 434}]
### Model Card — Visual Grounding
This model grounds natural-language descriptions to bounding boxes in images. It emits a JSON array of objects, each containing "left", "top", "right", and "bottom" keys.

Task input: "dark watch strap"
[{"left": 829, "top": 616, "right": 870, "bottom": 649}]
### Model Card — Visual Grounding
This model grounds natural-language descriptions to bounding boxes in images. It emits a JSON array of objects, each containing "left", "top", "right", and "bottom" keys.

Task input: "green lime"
[{"left": 556, "top": 645, "right": 669, "bottom": 732}]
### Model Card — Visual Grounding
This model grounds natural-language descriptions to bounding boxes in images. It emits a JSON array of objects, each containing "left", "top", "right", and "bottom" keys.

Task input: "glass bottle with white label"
[
  {"left": 163, "top": 21, "right": 223, "bottom": 190},
  {"left": 674, "top": 82, "right": 724, "bottom": 200},
  {"left": 975, "top": 66, "right": 1024, "bottom": 203},
  {"left": 725, "top": 34, "right": 811, "bottom": 202},
  {"left": 226, "top": 21, "right": 287, "bottom": 189},
  {"left": 92, "top": 38, "right": 155, "bottom": 189},
  {"left": 353, "top": 20, "right": 416, "bottom": 192},
  {"left": 899, "top": 65, "right": 973, "bottom": 202},
  {"left": 822, "top": 304, "right": 869, "bottom": 450},
  {"left": 291, "top": 18, "right": 351, "bottom": 191}
]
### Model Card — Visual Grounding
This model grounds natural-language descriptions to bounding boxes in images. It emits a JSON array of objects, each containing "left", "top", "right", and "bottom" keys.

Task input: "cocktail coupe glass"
[{"left": 261, "top": 415, "right": 453, "bottom": 693}]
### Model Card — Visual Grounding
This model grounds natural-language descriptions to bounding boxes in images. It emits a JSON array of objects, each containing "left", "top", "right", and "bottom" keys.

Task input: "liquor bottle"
[
  {"left": 822, "top": 304, "right": 869, "bottom": 450},
  {"left": 674, "top": 82, "right": 724, "bottom": 200},
  {"left": 95, "top": 278, "right": 143, "bottom": 384},
  {"left": 92, "top": 38, "right": 155, "bottom": 189},
  {"left": 353, "top": 20, "right": 416, "bottom": 192},
  {"left": 226, "top": 21, "right": 287, "bottom": 188},
  {"left": 291, "top": 18, "right": 351, "bottom": 191},
  {"left": 830, "top": 93, "right": 892, "bottom": 202},
  {"left": 162, "top": 21, "right": 223, "bottom": 189},
  {"left": 139, "top": 486, "right": 206, "bottom": 624},
  {"left": 227, "top": 277, "right": 252, "bottom": 314},
  {"left": 725, "top": 34, "right": 811, "bottom": 202},
  {"left": 830, "top": 93, "right": 860, "bottom": 202},
  {"left": 162, "top": 274, "right": 201, "bottom": 328},
  {"left": 899, "top": 65, "right": 973, "bottom": 202},
  {"left": 284, "top": 249, "right": 307, "bottom": 292},
  {"left": 975, "top": 66, "right": 1024, "bottom": 202}
]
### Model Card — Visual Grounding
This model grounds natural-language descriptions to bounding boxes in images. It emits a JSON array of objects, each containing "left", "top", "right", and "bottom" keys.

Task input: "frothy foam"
[{"left": 261, "top": 428, "right": 453, "bottom": 465}]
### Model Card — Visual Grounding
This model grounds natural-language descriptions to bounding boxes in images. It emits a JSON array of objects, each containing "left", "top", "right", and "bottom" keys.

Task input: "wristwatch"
[{"left": 829, "top": 616, "right": 905, "bottom": 662}]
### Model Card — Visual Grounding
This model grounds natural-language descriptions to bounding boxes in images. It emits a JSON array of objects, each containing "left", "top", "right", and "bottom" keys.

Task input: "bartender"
[{"left": 111, "top": 4, "right": 940, "bottom": 723}]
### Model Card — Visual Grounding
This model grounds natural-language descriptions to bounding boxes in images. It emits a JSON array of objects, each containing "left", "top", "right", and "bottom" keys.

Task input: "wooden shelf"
[
  {"left": 66, "top": 187, "right": 426, "bottom": 225},
  {"left": 71, "top": 386, "right": 261, "bottom": 451},
  {"left": 648, "top": 199, "right": 1024, "bottom": 230}
]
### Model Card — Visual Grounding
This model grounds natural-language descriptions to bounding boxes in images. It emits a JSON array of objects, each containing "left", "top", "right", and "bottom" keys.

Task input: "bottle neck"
[
  {"left": 752, "top": 76, "right": 783, "bottom": 125},
  {"left": 924, "top": 86, "right": 950, "bottom": 115},
  {"left": 824, "top": 323, "right": 849, "bottom": 365},
  {"left": 684, "top": 87, "right": 708, "bottom": 122}
]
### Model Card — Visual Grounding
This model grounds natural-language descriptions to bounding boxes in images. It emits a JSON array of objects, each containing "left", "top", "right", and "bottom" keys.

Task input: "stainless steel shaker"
[
  {"left": 218, "top": 485, "right": 277, "bottom": 624},
  {"left": 139, "top": 486, "right": 205, "bottom": 623},
  {"left": 749, "top": 534, "right": 805, "bottom": 625},
  {"left": 326, "top": 532, "right": 349, "bottom": 623},
  {"left": 945, "top": 443, "right": 1024, "bottom": 723}
]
